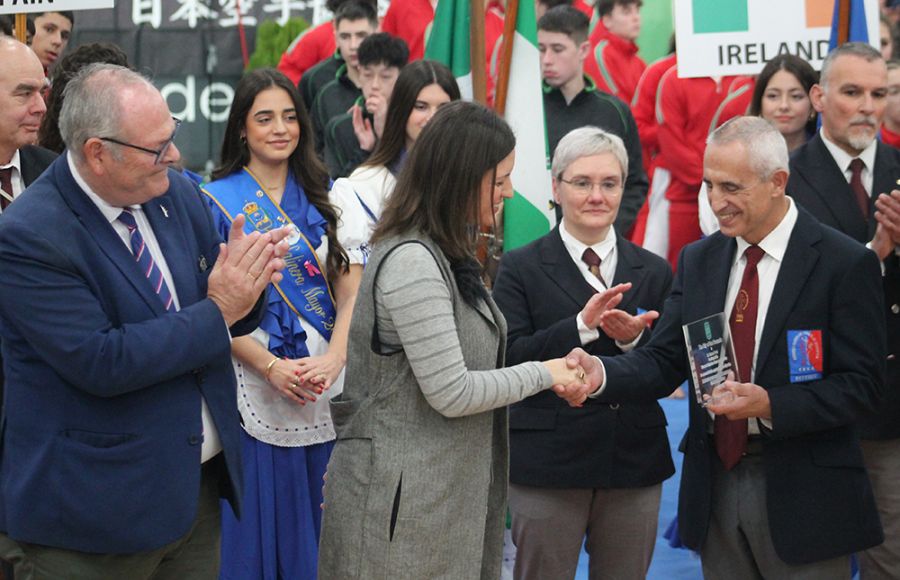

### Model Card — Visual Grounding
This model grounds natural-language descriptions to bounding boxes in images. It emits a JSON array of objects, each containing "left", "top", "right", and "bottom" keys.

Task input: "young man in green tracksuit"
[{"left": 540, "top": 6, "right": 648, "bottom": 235}]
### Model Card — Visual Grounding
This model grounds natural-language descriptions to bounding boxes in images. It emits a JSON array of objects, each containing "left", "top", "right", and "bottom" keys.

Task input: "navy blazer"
[
  {"left": 19, "top": 145, "right": 57, "bottom": 187},
  {"left": 0, "top": 156, "right": 258, "bottom": 554},
  {"left": 602, "top": 209, "right": 885, "bottom": 564},
  {"left": 493, "top": 227, "right": 675, "bottom": 489},
  {"left": 0, "top": 146, "right": 57, "bottom": 399},
  {"left": 18, "top": 145, "right": 57, "bottom": 187},
  {"left": 788, "top": 134, "right": 900, "bottom": 440}
]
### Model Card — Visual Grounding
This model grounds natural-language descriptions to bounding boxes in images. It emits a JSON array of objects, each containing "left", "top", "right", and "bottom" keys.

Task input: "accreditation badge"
[
  {"left": 787, "top": 330, "right": 823, "bottom": 383},
  {"left": 637, "top": 307, "right": 654, "bottom": 328}
]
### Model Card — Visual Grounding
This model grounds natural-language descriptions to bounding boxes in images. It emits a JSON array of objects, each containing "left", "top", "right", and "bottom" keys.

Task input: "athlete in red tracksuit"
[
  {"left": 485, "top": 0, "right": 505, "bottom": 107},
  {"left": 631, "top": 69, "right": 753, "bottom": 269},
  {"left": 381, "top": 0, "right": 435, "bottom": 61},
  {"left": 278, "top": 21, "right": 336, "bottom": 85},
  {"left": 574, "top": 0, "right": 593, "bottom": 18},
  {"left": 631, "top": 52, "right": 676, "bottom": 178},
  {"left": 882, "top": 126, "right": 900, "bottom": 149},
  {"left": 585, "top": 21, "right": 645, "bottom": 105}
]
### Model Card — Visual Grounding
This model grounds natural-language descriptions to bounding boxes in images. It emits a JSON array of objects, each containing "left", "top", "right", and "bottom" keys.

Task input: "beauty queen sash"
[{"left": 204, "top": 168, "right": 336, "bottom": 340}]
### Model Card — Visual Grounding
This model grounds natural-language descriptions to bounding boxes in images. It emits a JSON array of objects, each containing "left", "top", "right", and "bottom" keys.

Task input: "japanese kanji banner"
[{"left": 67, "top": 0, "right": 333, "bottom": 171}]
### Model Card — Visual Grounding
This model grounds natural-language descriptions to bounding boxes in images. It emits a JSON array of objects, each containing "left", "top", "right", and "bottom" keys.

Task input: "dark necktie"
[
  {"left": 716, "top": 245, "right": 765, "bottom": 470},
  {"left": 118, "top": 209, "right": 176, "bottom": 312},
  {"left": 849, "top": 158, "right": 870, "bottom": 219},
  {"left": 0, "top": 167, "right": 13, "bottom": 211},
  {"left": 581, "top": 247, "right": 607, "bottom": 288}
]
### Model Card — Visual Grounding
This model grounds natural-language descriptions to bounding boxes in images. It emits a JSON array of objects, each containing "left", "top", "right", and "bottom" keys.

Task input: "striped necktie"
[{"left": 118, "top": 209, "right": 175, "bottom": 312}]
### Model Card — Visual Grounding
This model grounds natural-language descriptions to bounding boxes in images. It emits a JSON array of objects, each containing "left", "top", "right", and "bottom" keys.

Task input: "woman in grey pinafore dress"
[{"left": 318, "top": 101, "right": 586, "bottom": 579}]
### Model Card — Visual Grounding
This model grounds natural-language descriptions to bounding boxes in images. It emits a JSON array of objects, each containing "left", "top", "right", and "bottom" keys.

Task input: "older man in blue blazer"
[
  {"left": 560, "top": 116, "right": 886, "bottom": 579},
  {"left": 0, "top": 64, "right": 287, "bottom": 578}
]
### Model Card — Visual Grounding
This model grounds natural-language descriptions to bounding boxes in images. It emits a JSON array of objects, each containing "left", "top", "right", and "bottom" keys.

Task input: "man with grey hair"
[
  {"left": 0, "top": 63, "right": 289, "bottom": 578},
  {"left": 492, "top": 126, "right": 674, "bottom": 580},
  {"left": 557, "top": 115, "right": 886, "bottom": 577},
  {"left": 789, "top": 41, "right": 900, "bottom": 579}
]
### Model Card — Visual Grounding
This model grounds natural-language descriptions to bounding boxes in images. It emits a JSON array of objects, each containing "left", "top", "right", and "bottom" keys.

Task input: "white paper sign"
[
  {"left": 0, "top": 0, "right": 114, "bottom": 16},
  {"left": 673, "top": 0, "right": 879, "bottom": 78}
]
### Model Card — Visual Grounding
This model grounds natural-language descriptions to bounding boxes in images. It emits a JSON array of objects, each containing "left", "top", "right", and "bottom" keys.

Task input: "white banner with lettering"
[
  {"left": 674, "top": 0, "right": 879, "bottom": 78},
  {"left": 0, "top": 0, "right": 114, "bottom": 15}
]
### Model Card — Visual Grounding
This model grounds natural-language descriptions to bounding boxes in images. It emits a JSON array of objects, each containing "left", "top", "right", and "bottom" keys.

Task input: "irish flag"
[
  {"left": 502, "top": 0, "right": 555, "bottom": 251},
  {"left": 424, "top": 0, "right": 474, "bottom": 100},
  {"left": 425, "top": 0, "right": 554, "bottom": 249}
]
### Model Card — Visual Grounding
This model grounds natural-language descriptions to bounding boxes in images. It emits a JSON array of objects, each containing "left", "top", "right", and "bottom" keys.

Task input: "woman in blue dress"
[{"left": 204, "top": 68, "right": 355, "bottom": 580}]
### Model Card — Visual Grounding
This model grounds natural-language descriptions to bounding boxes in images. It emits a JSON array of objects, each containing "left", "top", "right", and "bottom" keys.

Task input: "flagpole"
[
  {"left": 15, "top": 13, "right": 26, "bottom": 43},
  {"left": 470, "top": 0, "right": 487, "bottom": 104},
  {"left": 494, "top": 0, "right": 519, "bottom": 115},
  {"left": 836, "top": 0, "right": 851, "bottom": 45}
]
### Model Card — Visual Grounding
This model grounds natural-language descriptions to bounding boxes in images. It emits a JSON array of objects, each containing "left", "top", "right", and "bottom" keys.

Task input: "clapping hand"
[
  {"left": 599, "top": 308, "right": 658, "bottom": 343},
  {"left": 581, "top": 283, "right": 631, "bottom": 328},
  {"left": 351, "top": 104, "right": 376, "bottom": 152},
  {"left": 207, "top": 215, "right": 290, "bottom": 326},
  {"left": 873, "top": 190, "right": 900, "bottom": 259}
]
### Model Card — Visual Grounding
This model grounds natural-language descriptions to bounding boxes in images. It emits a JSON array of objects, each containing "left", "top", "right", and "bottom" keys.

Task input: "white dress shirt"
[
  {"left": 558, "top": 220, "right": 641, "bottom": 350},
  {"left": 819, "top": 132, "right": 897, "bottom": 266},
  {"left": 723, "top": 198, "right": 798, "bottom": 432},
  {"left": 820, "top": 130, "right": 877, "bottom": 198},
  {"left": 68, "top": 153, "right": 222, "bottom": 462},
  {"left": 592, "top": 197, "right": 800, "bottom": 431}
]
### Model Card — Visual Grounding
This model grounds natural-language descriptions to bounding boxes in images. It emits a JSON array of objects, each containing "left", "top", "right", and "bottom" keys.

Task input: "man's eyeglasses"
[{"left": 98, "top": 118, "right": 182, "bottom": 165}]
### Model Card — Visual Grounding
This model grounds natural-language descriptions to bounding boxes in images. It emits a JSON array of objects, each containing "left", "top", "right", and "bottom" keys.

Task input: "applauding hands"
[
  {"left": 581, "top": 282, "right": 659, "bottom": 343},
  {"left": 207, "top": 214, "right": 291, "bottom": 326}
]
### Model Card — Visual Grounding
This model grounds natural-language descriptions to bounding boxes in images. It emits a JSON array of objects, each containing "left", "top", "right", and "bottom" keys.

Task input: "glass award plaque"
[{"left": 682, "top": 313, "right": 737, "bottom": 407}]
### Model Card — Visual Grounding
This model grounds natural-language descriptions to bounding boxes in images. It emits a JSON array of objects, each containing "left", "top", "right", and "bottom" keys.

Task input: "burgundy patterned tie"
[
  {"left": 581, "top": 247, "right": 607, "bottom": 288},
  {"left": 0, "top": 167, "right": 13, "bottom": 210},
  {"left": 849, "top": 158, "right": 869, "bottom": 219},
  {"left": 716, "top": 245, "right": 764, "bottom": 470}
]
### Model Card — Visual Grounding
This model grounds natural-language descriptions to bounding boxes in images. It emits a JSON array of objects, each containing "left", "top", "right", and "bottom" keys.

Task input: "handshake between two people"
[
  {"left": 542, "top": 283, "right": 655, "bottom": 407},
  {"left": 543, "top": 347, "right": 604, "bottom": 407}
]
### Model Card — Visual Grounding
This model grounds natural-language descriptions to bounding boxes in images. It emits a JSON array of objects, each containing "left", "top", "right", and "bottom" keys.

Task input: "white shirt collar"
[
  {"left": 0, "top": 149, "right": 22, "bottom": 173},
  {"left": 734, "top": 197, "right": 798, "bottom": 265},
  {"left": 67, "top": 152, "right": 135, "bottom": 224},
  {"left": 559, "top": 220, "right": 617, "bottom": 262},
  {"left": 820, "top": 130, "right": 877, "bottom": 174}
]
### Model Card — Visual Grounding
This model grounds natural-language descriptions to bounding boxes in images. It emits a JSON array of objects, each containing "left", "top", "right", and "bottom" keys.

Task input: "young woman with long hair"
[{"left": 203, "top": 68, "right": 353, "bottom": 580}]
